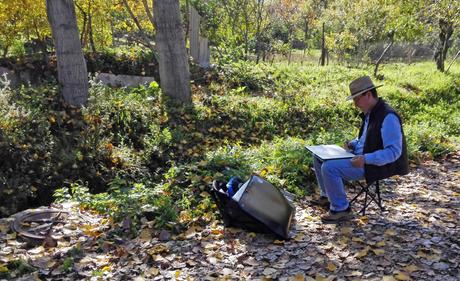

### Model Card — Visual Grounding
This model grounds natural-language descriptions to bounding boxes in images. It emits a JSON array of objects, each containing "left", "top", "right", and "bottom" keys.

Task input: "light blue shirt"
[{"left": 349, "top": 113, "right": 402, "bottom": 166}]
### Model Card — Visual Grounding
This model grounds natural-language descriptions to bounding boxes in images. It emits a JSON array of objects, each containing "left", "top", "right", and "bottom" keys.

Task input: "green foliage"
[
  {"left": 2, "top": 60, "right": 460, "bottom": 227},
  {"left": 54, "top": 179, "right": 178, "bottom": 230},
  {"left": 0, "top": 259, "right": 35, "bottom": 279}
]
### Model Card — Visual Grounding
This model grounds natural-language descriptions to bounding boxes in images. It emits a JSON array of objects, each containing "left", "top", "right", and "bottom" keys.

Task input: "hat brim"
[{"left": 346, "top": 84, "right": 383, "bottom": 100}]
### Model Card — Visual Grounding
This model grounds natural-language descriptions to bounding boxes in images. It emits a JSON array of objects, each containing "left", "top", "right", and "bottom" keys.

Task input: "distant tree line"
[{"left": 0, "top": 0, "right": 459, "bottom": 104}]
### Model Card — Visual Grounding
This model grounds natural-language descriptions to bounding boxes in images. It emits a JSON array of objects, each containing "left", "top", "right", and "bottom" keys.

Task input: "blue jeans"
[{"left": 313, "top": 156, "right": 364, "bottom": 211}]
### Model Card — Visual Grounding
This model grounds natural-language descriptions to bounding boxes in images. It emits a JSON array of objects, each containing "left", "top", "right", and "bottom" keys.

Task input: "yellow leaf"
[
  {"left": 294, "top": 233, "right": 305, "bottom": 242},
  {"left": 149, "top": 267, "right": 159, "bottom": 276},
  {"left": 200, "top": 191, "right": 210, "bottom": 197},
  {"left": 372, "top": 249, "right": 385, "bottom": 255},
  {"left": 179, "top": 210, "right": 191, "bottom": 223},
  {"left": 403, "top": 265, "right": 419, "bottom": 273},
  {"left": 175, "top": 270, "right": 181, "bottom": 278},
  {"left": 426, "top": 254, "right": 441, "bottom": 261},
  {"left": 273, "top": 239, "right": 285, "bottom": 245},
  {"left": 138, "top": 228, "right": 152, "bottom": 242},
  {"left": 260, "top": 168, "right": 268, "bottom": 177},
  {"left": 0, "top": 264, "right": 8, "bottom": 273},
  {"left": 315, "top": 273, "right": 334, "bottom": 281},
  {"left": 82, "top": 224, "right": 102, "bottom": 237},
  {"left": 358, "top": 215, "right": 369, "bottom": 224},
  {"left": 203, "top": 176, "right": 213, "bottom": 184},
  {"left": 0, "top": 222, "right": 9, "bottom": 233},
  {"left": 394, "top": 271, "right": 411, "bottom": 280},
  {"left": 340, "top": 227, "right": 353, "bottom": 235},
  {"left": 185, "top": 226, "right": 201, "bottom": 239},
  {"left": 382, "top": 276, "right": 397, "bottom": 281},
  {"left": 101, "top": 265, "right": 111, "bottom": 272},
  {"left": 376, "top": 241, "right": 386, "bottom": 247},
  {"left": 304, "top": 214, "right": 316, "bottom": 221},
  {"left": 384, "top": 229, "right": 397, "bottom": 236},
  {"left": 292, "top": 273, "right": 305, "bottom": 281},
  {"left": 326, "top": 262, "right": 337, "bottom": 272},
  {"left": 211, "top": 229, "right": 223, "bottom": 235},
  {"left": 338, "top": 236, "right": 348, "bottom": 246},
  {"left": 416, "top": 251, "right": 427, "bottom": 258},
  {"left": 355, "top": 246, "right": 370, "bottom": 258},
  {"left": 352, "top": 237, "right": 364, "bottom": 243},
  {"left": 248, "top": 232, "right": 257, "bottom": 238},
  {"left": 148, "top": 243, "right": 169, "bottom": 255}
]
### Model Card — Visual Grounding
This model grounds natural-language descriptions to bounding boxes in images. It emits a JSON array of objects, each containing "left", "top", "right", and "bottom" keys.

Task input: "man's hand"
[
  {"left": 343, "top": 141, "right": 352, "bottom": 151},
  {"left": 351, "top": 155, "right": 365, "bottom": 168}
]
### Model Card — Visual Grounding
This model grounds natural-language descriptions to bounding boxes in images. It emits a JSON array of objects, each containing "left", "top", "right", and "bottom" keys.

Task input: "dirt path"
[{"left": 1, "top": 154, "right": 459, "bottom": 280}]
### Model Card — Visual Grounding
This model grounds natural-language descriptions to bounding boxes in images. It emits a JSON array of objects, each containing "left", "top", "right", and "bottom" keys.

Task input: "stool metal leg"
[{"left": 351, "top": 180, "right": 384, "bottom": 215}]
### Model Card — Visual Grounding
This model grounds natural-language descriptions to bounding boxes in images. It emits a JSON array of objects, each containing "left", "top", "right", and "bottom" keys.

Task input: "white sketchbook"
[{"left": 306, "top": 144, "right": 355, "bottom": 161}]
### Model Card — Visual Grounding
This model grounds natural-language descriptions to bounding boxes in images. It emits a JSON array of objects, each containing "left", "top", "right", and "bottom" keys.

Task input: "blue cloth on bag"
[{"left": 226, "top": 177, "right": 241, "bottom": 197}]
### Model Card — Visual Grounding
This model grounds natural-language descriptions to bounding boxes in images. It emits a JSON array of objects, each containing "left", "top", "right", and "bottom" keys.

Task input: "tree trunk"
[
  {"left": 320, "top": 22, "right": 326, "bottom": 66},
  {"left": 302, "top": 17, "right": 309, "bottom": 65},
  {"left": 75, "top": 3, "right": 88, "bottom": 46},
  {"left": 46, "top": 0, "right": 88, "bottom": 106},
  {"left": 88, "top": 0, "right": 97, "bottom": 53},
  {"left": 154, "top": 0, "right": 191, "bottom": 104},
  {"left": 374, "top": 32, "right": 394, "bottom": 77},
  {"left": 189, "top": 6, "right": 200, "bottom": 61},
  {"left": 434, "top": 19, "right": 453, "bottom": 72}
]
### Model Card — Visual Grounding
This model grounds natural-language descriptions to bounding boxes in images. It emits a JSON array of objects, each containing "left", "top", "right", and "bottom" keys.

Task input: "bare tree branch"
[{"left": 121, "top": 0, "right": 155, "bottom": 51}]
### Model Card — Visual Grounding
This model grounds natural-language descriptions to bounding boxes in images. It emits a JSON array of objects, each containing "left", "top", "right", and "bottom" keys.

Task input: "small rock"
[{"left": 159, "top": 230, "right": 171, "bottom": 241}]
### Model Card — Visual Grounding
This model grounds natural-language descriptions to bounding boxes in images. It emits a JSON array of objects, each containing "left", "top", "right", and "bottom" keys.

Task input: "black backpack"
[{"left": 209, "top": 175, "right": 295, "bottom": 239}]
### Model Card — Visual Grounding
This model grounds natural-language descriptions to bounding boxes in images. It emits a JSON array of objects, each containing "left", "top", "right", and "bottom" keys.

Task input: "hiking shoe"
[
  {"left": 310, "top": 196, "right": 330, "bottom": 209},
  {"left": 321, "top": 207, "right": 353, "bottom": 223}
]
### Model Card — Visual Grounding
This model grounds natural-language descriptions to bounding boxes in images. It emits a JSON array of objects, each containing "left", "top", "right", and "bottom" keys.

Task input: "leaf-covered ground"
[{"left": 1, "top": 153, "right": 459, "bottom": 281}]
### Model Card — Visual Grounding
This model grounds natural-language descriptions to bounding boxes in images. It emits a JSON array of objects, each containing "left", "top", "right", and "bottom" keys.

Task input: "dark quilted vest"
[{"left": 358, "top": 98, "right": 409, "bottom": 183}]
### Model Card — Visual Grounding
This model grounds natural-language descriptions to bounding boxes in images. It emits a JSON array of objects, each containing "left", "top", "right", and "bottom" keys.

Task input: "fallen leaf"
[
  {"left": 185, "top": 226, "right": 201, "bottom": 239},
  {"left": 352, "top": 237, "right": 364, "bottom": 243},
  {"left": 345, "top": 271, "right": 362, "bottom": 277},
  {"left": 403, "top": 265, "right": 419, "bottom": 273},
  {"left": 326, "top": 262, "right": 337, "bottom": 272},
  {"left": 101, "top": 265, "right": 111, "bottom": 272},
  {"left": 355, "top": 246, "right": 370, "bottom": 258},
  {"left": 148, "top": 244, "right": 169, "bottom": 255},
  {"left": 0, "top": 264, "right": 8, "bottom": 274},
  {"left": 372, "top": 249, "right": 385, "bottom": 255},
  {"left": 28, "top": 246, "right": 45, "bottom": 255},
  {"left": 148, "top": 267, "right": 159, "bottom": 276},
  {"left": 263, "top": 267, "right": 277, "bottom": 276},
  {"left": 382, "top": 276, "right": 397, "bottom": 281},
  {"left": 315, "top": 273, "right": 334, "bottom": 281},
  {"left": 376, "top": 241, "right": 386, "bottom": 247},
  {"left": 273, "top": 239, "right": 285, "bottom": 245},
  {"left": 0, "top": 222, "right": 9, "bottom": 233},
  {"left": 394, "top": 271, "right": 411, "bottom": 280},
  {"left": 291, "top": 273, "right": 305, "bottom": 281},
  {"left": 384, "top": 229, "right": 397, "bottom": 236},
  {"left": 358, "top": 215, "right": 369, "bottom": 224},
  {"left": 340, "top": 227, "right": 353, "bottom": 235}
]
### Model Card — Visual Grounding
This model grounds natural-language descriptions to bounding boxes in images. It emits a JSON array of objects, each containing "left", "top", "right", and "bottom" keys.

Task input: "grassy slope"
[{"left": 1, "top": 60, "right": 459, "bottom": 226}]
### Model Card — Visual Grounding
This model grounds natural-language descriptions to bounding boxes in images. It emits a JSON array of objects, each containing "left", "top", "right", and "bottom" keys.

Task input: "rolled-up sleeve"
[{"left": 364, "top": 113, "right": 402, "bottom": 166}]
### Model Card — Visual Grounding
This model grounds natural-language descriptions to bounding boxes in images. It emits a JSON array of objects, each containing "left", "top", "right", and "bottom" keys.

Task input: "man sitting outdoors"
[{"left": 313, "top": 76, "right": 409, "bottom": 223}]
